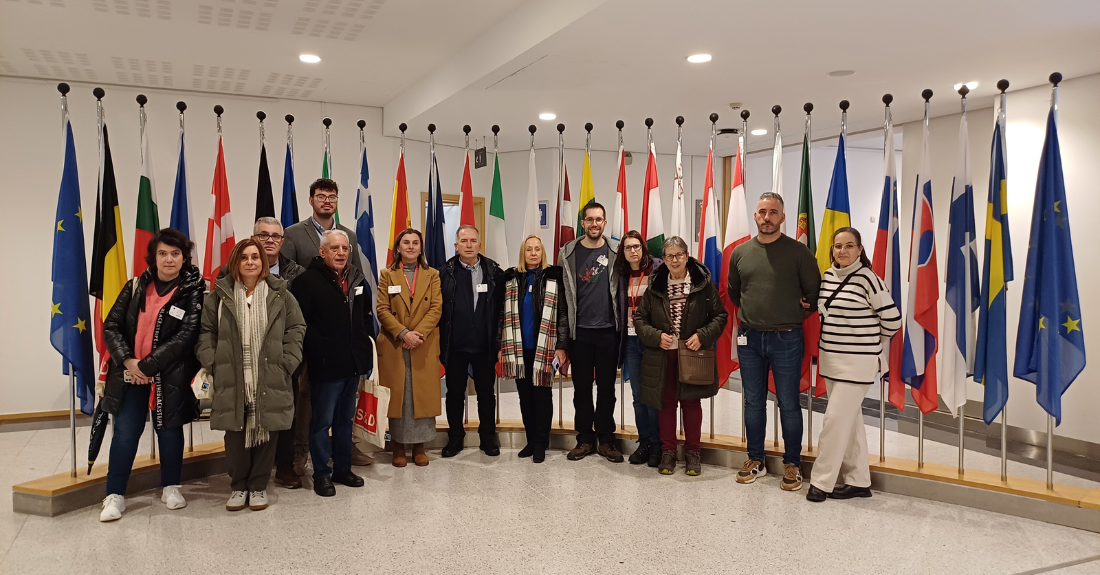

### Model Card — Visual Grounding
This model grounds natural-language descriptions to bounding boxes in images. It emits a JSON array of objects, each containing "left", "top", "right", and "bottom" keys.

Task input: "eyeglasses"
[
  {"left": 623, "top": 244, "right": 643, "bottom": 252},
  {"left": 832, "top": 243, "right": 858, "bottom": 251},
  {"left": 582, "top": 217, "right": 606, "bottom": 224},
  {"left": 314, "top": 193, "right": 338, "bottom": 202},
  {"left": 664, "top": 252, "right": 687, "bottom": 261},
  {"left": 255, "top": 233, "right": 284, "bottom": 242}
]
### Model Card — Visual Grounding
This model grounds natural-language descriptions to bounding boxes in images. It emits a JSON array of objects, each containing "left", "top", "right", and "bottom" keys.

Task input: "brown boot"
[
  {"left": 412, "top": 443, "right": 429, "bottom": 467},
  {"left": 273, "top": 467, "right": 302, "bottom": 489},
  {"left": 351, "top": 443, "right": 374, "bottom": 466},
  {"left": 292, "top": 445, "right": 308, "bottom": 476},
  {"left": 392, "top": 444, "right": 408, "bottom": 468}
]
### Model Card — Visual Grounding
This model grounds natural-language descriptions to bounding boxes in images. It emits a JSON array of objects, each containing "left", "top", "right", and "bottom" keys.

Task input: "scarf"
[
  {"left": 235, "top": 279, "right": 270, "bottom": 447},
  {"left": 501, "top": 274, "right": 558, "bottom": 387}
]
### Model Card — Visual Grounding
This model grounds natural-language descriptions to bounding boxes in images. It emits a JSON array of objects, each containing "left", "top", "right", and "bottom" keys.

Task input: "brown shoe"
[
  {"left": 736, "top": 459, "right": 766, "bottom": 484},
  {"left": 292, "top": 445, "right": 308, "bottom": 476},
  {"left": 273, "top": 467, "right": 302, "bottom": 489},
  {"left": 412, "top": 443, "right": 429, "bottom": 467},
  {"left": 392, "top": 444, "right": 408, "bottom": 468},
  {"left": 351, "top": 444, "right": 374, "bottom": 466},
  {"left": 567, "top": 443, "right": 595, "bottom": 461},
  {"left": 597, "top": 442, "right": 624, "bottom": 463},
  {"left": 781, "top": 463, "right": 804, "bottom": 492}
]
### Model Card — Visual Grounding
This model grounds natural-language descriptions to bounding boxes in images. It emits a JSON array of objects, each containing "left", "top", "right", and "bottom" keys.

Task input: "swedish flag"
[{"left": 1013, "top": 108, "right": 1084, "bottom": 424}]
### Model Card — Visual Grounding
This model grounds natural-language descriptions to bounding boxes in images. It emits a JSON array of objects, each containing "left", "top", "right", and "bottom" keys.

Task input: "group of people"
[{"left": 96, "top": 177, "right": 901, "bottom": 523}]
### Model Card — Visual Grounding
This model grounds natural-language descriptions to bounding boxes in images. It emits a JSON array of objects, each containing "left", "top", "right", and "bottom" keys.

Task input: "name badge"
[
  {"left": 737, "top": 335, "right": 748, "bottom": 346},
  {"left": 388, "top": 285, "right": 402, "bottom": 294},
  {"left": 528, "top": 285, "right": 533, "bottom": 293},
  {"left": 627, "top": 326, "right": 637, "bottom": 336},
  {"left": 476, "top": 283, "right": 488, "bottom": 293},
  {"left": 354, "top": 286, "right": 364, "bottom": 296},
  {"left": 168, "top": 306, "right": 185, "bottom": 319}
]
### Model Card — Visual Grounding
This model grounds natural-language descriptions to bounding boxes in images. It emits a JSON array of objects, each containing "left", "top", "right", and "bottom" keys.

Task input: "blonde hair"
[{"left": 515, "top": 235, "right": 550, "bottom": 273}]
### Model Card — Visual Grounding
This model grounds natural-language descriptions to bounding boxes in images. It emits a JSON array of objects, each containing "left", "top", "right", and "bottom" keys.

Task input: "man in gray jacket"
[{"left": 558, "top": 202, "right": 623, "bottom": 463}]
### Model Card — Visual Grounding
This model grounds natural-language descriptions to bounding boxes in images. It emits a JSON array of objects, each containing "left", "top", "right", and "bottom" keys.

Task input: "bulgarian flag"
[
  {"left": 640, "top": 141, "right": 664, "bottom": 255},
  {"left": 133, "top": 123, "right": 159, "bottom": 276},
  {"left": 575, "top": 149, "right": 595, "bottom": 235},
  {"left": 203, "top": 134, "right": 235, "bottom": 282},
  {"left": 485, "top": 150, "right": 509, "bottom": 266},
  {"left": 387, "top": 148, "right": 410, "bottom": 265},
  {"left": 457, "top": 145, "right": 475, "bottom": 227},
  {"left": 611, "top": 140, "right": 628, "bottom": 241}
]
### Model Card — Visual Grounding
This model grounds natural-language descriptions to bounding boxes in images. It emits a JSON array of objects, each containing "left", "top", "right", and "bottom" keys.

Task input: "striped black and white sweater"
[{"left": 817, "top": 261, "right": 902, "bottom": 385}]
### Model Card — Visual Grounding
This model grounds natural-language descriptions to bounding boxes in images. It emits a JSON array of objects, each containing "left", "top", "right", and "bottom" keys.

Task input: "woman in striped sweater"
[{"left": 807, "top": 227, "right": 901, "bottom": 503}]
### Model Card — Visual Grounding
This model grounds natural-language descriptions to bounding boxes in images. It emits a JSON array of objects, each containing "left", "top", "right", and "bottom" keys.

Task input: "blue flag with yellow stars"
[
  {"left": 1013, "top": 108, "right": 1084, "bottom": 425},
  {"left": 51, "top": 113, "right": 96, "bottom": 415}
]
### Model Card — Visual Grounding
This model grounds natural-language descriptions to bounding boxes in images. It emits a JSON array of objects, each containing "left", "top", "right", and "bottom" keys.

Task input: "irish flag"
[
  {"left": 203, "top": 135, "right": 234, "bottom": 282},
  {"left": 133, "top": 123, "right": 159, "bottom": 275},
  {"left": 387, "top": 148, "right": 410, "bottom": 265},
  {"left": 486, "top": 150, "right": 509, "bottom": 266},
  {"left": 640, "top": 141, "right": 664, "bottom": 255}
]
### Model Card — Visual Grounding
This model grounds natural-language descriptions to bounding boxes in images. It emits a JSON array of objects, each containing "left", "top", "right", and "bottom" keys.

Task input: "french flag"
[
  {"left": 901, "top": 113, "right": 939, "bottom": 415},
  {"left": 872, "top": 121, "right": 905, "bottom": 411},
  {"left": 697, "top": 143, "right": 721, "bottom": 287},
  {"left": 718, "top": 140, "right": 751, "bottom": 383}
]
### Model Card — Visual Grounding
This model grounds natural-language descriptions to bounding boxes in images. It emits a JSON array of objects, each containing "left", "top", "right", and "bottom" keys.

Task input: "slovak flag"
[
  {"left": 872, "top": 121, "right": 905, "bottom": 411},
  {"left": 901, "top": 116, "right": 939, "bottom": 415},
  {"left": 203, "top": 133, "right": 234, "bottom": 282},
  {"left": 697, "top": 142, "right": 721, "bottom": 287},
  {"left": 718, "top": 140, "right": 751, "bottom": 383}
]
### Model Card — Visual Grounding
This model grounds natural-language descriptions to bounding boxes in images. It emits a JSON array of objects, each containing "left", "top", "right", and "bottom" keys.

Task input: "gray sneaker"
[
  {"left": 249, "top": 490, "right": 269, "bottom": 511},
  {"left": 226, "top": 490, "right": 248, "bottom": 512}
]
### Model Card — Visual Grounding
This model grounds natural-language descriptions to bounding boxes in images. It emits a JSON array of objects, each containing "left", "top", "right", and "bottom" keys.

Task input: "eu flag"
[
  {"left": 1013, "top": 108, "right": 1084, "bottom": 425},
  {"left": 51, "top": 115, "right": 96, "bottom": 415}
]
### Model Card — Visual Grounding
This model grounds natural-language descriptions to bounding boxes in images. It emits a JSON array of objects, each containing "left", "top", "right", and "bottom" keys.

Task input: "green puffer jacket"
[
  {"left": 195, "top": 274, "right": 306, "bottom": 433},
  {"left": 633, "top": 258, "right": 729, "bottom": 409}
]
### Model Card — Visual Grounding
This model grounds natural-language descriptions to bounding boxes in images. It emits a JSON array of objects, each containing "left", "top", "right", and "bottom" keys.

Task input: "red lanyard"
[
  {"left": 402, "top": 265, "right": 419, "bottom": 302},
  {"left": 628, "top": 272, "right": 643, "bottom": 317}
]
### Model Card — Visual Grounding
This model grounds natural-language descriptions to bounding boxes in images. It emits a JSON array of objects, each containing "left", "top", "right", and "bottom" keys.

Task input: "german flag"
[{"left": 89, "top": 122, "right": 128, "bottom": 374}]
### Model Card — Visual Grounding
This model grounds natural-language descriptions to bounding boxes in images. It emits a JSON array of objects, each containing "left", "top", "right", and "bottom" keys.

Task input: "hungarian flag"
[
  {"left": 203, "top": 135, "right": 235, "bottom": 282},
  {"left": 873, "top": 121, "right": 906, "bottom": 411},
  {"left": 575, "top": 150, "right": 595, "bottom": 236},
  {"left": 486, "top": 150, "right": 509, "bottom": 266},
  {"left": 796, "top": 129, "right": 826, "bottom": 398},
  {"left": 815, "top": 133, "right": 851, "bottom": 272},
  {"left": 640, "top": 141, "right": 664, "bottom": 255},
  {"left": 280, "top": 133, "right": 299, "bottom": 229},
  {"left": 719, "top": 140, "right": 751, "bottom": 381},
  {"left": 554, "top": 164, "right": 573, "bottom": 263},
  {"left": 255, "top": 142, "right": 276, "bottom": 220},
  {"left": 89, "top": 122, "right": 128, "bottom": 382},
  {"left": 521, "top": 144, "right": 540, "bottom": 243},
  {"left": 457, "top": 145, "right": 475, "bottom": 227},
  {"left": 669, "top": 136, "right": 689, "bottom": 245},
  {"left": 610, "top": 141, "right": 628, "bottom": 241},
  {"left": 387, "top": 148, "right": 410, "bottom": 265},
  {"left": 133, "top": 122, "right": 159, "bottom": 276}
]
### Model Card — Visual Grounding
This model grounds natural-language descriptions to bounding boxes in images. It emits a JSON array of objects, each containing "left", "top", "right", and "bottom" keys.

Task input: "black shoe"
[
  {"left": 331, "top": 470, "right": 364, "bottom": 488},
  {"left": 480, "top": 444, "right": 500, "bottom": 457},
  {"left": 313, "top": 477, "right": 336, "bottom": 497},
  {"left": 647, "top": 443, "right": 662, "bottom": 468},
  {"left": 518, "top": 445, "right": 534, "bottom": 458},
  {"left": 532, "top": 447, "right": 546, "bottom": 464},
  {"left": 828, "top": 485, "right": 872, "bottom": 500},
  {"left": 628, "top": 442, "right": 650, "bottom": 465},
  {"left": 806, "top": 485, "right": 828, "bottom": 502},
  {"left": 441, "top": 440, "right": 464, "bottom": 458}
]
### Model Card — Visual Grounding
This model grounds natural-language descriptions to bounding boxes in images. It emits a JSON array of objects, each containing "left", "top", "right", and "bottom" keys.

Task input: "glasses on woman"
[
  {"left": 832, "top": 243, "right": 858, "bottom": 251},
  {"left": 623, "top": 244, "right": 643, "bottom": 252},
  {"left": 664, "top": 252, "right": 687, "bottom": 261}
]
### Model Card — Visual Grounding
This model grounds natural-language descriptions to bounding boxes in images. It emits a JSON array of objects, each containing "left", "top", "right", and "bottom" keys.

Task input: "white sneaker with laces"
[
  {"left": 226, "top": 490, "right": 248, "bottom": 511},
  {"left": 249, "top": 490, "right": 269, "bottom": 511},
  {"left": 160, "top": 485, "right": 187, "bottom": 510},
  {"left": 99, "top": 494, "right": 126, "bottom": 522}
]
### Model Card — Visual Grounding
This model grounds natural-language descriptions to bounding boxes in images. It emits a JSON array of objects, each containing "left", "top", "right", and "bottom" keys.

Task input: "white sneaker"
[
  {"left": 226, "top": 490, "right": 248, "bottom": 512},
  {"left": 160, "top": 485, "right": 187, "bottom": 510},
  {"left": 99, "top": 494, "right": 125, "bottom": 522},
  {"left": 249, "top": 490, "right": 269, "bottom": 511}
]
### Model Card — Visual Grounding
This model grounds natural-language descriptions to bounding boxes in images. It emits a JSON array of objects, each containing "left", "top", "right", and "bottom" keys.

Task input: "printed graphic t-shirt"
[{"left": 575, "top": 243, "right": 613, "bottom": 330}]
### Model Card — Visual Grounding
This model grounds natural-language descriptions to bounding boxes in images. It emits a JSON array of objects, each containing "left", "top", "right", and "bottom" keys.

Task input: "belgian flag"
[{"left": 89, "top": 122, "right": 128, "bottom": 372}]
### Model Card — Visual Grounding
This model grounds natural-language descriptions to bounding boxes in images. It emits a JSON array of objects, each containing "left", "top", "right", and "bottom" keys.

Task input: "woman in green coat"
[
  {"left": 633, "top": 236, "right": 728, "bottom": 477},
  {"left": 196, "top": 238, "right": 306, "bottom": 512}
]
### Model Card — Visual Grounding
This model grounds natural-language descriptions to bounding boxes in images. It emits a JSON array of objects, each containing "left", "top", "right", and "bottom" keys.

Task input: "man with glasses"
[
  {"left": 558, "top": 202, "right": 624, "bottom": 463},
  {"left": 280, "top": 178, "right": 372, "bottom": 472}
]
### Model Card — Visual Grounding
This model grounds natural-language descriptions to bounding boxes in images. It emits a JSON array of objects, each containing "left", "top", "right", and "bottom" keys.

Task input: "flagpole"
[
  {"left": 60, "top": 83, "right": 79, "bottom": 478},
  {"left": 461, "top": 124, "right": 472, "bottom": 426},
  {"left": 286, "top": 114, "right": 295, "bottom": 169},
  {"left": 880, "top": 93, "right": 892, "bottom": 463},
  {"left": 803, "top": 102, "right": 814, "bottom": 452},
  {"left": 917, "top": 89, "right": 933, "bottom": 470},
  {"left": 740, "top": 109, "right": 749, "bottom": 445},
  {"left": 1045, "top": 72, "right": 1062, "bottom": 490},
  {"left": 322, "top": 117, "right": 332, "bottom": 177},
  {"left": 772, "top": 105, "right": 781, "bottom": 450},
  {"left": 708, "top": 112, "right": 718, "bottom": 439},
  {"left": 954, "top": 86, "right": 971, "bottom": 474},
  {"left": 994, "top": 79, "right": 1010, "bottom": 482}
]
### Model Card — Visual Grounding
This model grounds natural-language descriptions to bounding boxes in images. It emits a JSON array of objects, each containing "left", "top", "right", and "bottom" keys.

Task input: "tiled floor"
[{"left": 2, "top": 383, "right": 1099, "bottom": 574}]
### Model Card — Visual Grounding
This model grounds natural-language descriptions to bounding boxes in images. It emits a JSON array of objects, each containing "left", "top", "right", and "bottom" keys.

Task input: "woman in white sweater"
[{"left": 807, "top": 227, "right": 901, "bottom": 503}]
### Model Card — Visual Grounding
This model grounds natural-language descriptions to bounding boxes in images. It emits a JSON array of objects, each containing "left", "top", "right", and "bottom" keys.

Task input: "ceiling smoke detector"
[{"left": 827, "top": 70, "right": 855, "bottom": 77}]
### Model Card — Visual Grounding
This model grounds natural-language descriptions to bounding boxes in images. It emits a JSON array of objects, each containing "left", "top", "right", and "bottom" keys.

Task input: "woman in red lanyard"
[{"left": 614, "top": 230, "right": 663, "bottom": 467}]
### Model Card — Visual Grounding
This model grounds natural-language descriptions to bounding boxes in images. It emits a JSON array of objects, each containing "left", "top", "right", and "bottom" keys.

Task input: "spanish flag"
[
  {"left": 815, "top": 132, "right": 851, "bottom": 272},
  {"left": 89, "top": 122, "right": 128, "bottom": 377},
  {"left": 387, "top": 147, "right": 410, "bottom": 265}
]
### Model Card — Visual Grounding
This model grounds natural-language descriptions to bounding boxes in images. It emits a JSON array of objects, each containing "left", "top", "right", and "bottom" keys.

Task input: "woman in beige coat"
[{"left": 376, "top": 228, "right": 443, "bottom": 467}]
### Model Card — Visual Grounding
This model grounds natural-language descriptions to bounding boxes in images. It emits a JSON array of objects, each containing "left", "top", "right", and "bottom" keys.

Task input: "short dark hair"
[
  {"left": 582, "top": 201, "right": 606, "bottom": 220},
  {"left": 145, "top": 228, "right": 194, "bottom": 271},
  {"left": 309, "top": 178, "right": 338, "bottom": 197},
  {"left": 759, "top": 192, "right": 784, "bottom": 208},
  {"left": 614, "top": 230, "right": 653, "bottom": 277}
]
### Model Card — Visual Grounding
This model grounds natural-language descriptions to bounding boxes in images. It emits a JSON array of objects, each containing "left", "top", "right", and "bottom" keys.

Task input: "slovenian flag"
[{"left": 873, "top": 121, "right": 905, "bottom": 411}]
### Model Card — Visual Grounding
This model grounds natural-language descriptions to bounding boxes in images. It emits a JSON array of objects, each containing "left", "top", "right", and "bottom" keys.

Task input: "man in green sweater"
[{"left": 727, "top": 192, "right": 821, "bottom": 492}]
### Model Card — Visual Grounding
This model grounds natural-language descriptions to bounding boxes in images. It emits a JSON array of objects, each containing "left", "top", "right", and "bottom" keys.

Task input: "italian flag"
[
  {"left": 133, "top": 126, "right": 159, "bottom": 276},
  {"left": 486, "top": 151, "right": 509, "bottom": 266},
  {"left": 640, "top": 141, "right": 664, "bottom": 255}
]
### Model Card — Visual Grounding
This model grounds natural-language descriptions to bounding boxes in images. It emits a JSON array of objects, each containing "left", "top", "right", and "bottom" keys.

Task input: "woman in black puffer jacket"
[{"left": 98, "top": 229, "right": 204, "bottom": 522}]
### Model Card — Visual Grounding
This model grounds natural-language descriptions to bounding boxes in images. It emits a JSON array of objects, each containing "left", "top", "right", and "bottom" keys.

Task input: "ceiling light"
[
  {"left": 299, "top": 54, "right": 321, "bottom": 64},
  {"left": 687, "top": 54, "right": 712, "bottom": 63},
  {"left": 751, "top": 129, "right": 767, "bottom": 136},
  {"left": 827, "top": 70, "right": 856, "bottom": 77},
  {"left": 954, "top": 81, "right": 979, "bottom": 90},
  {"left": 539, "top": 113, "right": 556, "bottom": 121}
]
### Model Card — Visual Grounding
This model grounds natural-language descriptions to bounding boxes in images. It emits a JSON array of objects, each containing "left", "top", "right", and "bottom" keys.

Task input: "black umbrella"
[{"left": 87, "top": 399, "right": 110, "bottom": 475}]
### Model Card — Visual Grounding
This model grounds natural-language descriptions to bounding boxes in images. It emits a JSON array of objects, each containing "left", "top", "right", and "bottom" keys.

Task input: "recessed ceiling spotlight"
[
  {"left": 954, "top": 81, "right": 979, "bottom": 90},
  {"left": 687, "top": 54, "right": 712, "bottom": 63},
  {"left": 539, "top": 113, "right": 556, "bottom": 121},
  {"left": 827, "top": 70, "right": 856, "bottom": 77},
  {"left": 751, "top": 129, "right": 767, "bottom": 136},
  {"left": 299, "top": 54, "right": 321, "bottom": 64}
]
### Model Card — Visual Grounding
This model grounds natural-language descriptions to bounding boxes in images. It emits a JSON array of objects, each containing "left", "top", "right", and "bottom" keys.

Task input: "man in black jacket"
[
  {"left": 439, "top": 225, "right": 504, "bottom": 457},
  {"left": 289, "top": 230, "right": 374, "bottom": 497}
]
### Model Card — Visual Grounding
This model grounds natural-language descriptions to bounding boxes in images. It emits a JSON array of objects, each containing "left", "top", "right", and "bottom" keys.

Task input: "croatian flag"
[
  {"left": 697, "top": 142, "right": 721, "bottom": 287},
  {"left": 901, "top": 116, "right": 940, "bottom": 415},
  {"left": 872, "top": 121, "right": 905, "bottom": 411},
  {"left": 718, "top": 140, "right": 752, "bottom": 382}
]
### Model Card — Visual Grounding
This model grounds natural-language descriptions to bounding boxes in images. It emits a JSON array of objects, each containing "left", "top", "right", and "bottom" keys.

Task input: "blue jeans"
[
  {"left": 309, "top": 375, "right": 359, "bottom": 480},
  {"left": 738, "top": 328, "right": 804, "bottom": 465},
  {"left": 625, "top": 336, "right": 660, "bottom": 446},
  {"left": 105, "top": 383, "right": 184, "bottom": 496}
]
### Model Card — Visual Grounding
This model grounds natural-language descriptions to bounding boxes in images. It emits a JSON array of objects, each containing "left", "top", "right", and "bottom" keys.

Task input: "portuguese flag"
[{"left": 133, "top": 125, "right": 160, "bottom": 276}]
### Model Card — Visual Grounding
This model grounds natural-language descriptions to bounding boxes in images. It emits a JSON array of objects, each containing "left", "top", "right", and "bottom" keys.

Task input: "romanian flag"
[
  {"left": 203, "top": 134, "right": 235, "bottom": 282},
  {"left": 575, "top": 149, "right": 595, "bottom": 236},
  {"left": 89, "top": 122, "right": 127, "bottom": 380},
  {"left": 815, "top": 133, "right": 851, "bottom": 273},
  {"left": 387, "top": 148, "right": 410, "bottom": 265},
  {"left": 133, "top": 119, "right": 159, "bottom": 276}
]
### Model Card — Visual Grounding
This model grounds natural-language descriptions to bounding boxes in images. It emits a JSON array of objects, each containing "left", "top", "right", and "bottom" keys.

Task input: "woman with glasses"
[
  {"left": 633, "top": 237, "right": 728, "bottom": 476},
  {"left": 806, "top": 227, "right": 900, "bottom": 503},
  {"left": 614, "top": 230, "right": 663, "bottom": 467}
]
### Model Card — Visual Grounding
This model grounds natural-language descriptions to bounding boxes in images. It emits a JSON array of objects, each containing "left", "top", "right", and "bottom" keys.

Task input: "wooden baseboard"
[{"left": 0, "top": 410, "right": 90, "bottom": 425}]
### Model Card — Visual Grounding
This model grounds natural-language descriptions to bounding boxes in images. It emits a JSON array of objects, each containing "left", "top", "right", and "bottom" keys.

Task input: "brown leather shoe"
[
  {"left": 597, "top": 442, "right": 625, "bottom": 463},
  {"left": 567, "top": 443, "right": 595, "bottom": 461},
  {"left": 273, "top": 467, "right": 302, "bottom": 489},
  {"left": 351, "top": 444, "right": 374, "bottom": 466},
  {"left": 412, "top": 443, "right": 429, "bottom": 467},
  {"left": 392, "top": 444, "right": 408, "bottom": 468}
]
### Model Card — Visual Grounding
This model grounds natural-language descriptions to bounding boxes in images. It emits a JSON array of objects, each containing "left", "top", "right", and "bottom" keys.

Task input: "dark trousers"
[
  {"left": 516, "top": 348, "right": 553, "bottom": 449},
  {"left": 273, "top": 377, "right": 299, "bottom": 470},
  {"left": 658, "top": 352, "right": 702, "bottom": 453},
  {"left": 738, "top": 327, "right": 805, "bottom": 465},
  {"left": 444, "top": 349, "right": 497, "bottom": 444},
  {"left": 105, "top": 383, "right": 184, "bottom": 496},
  {"left": 224, "top": 430, "right": 278, "bottom": 492},
  {"left": 570, "top": 327, "right": 619, "bottom": 446},
  {"left": 625, "top": 335, "right": 661, "bottom": 446},
  {"left": 309, "top": 375, "right": 358, "bottom": 480}
]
